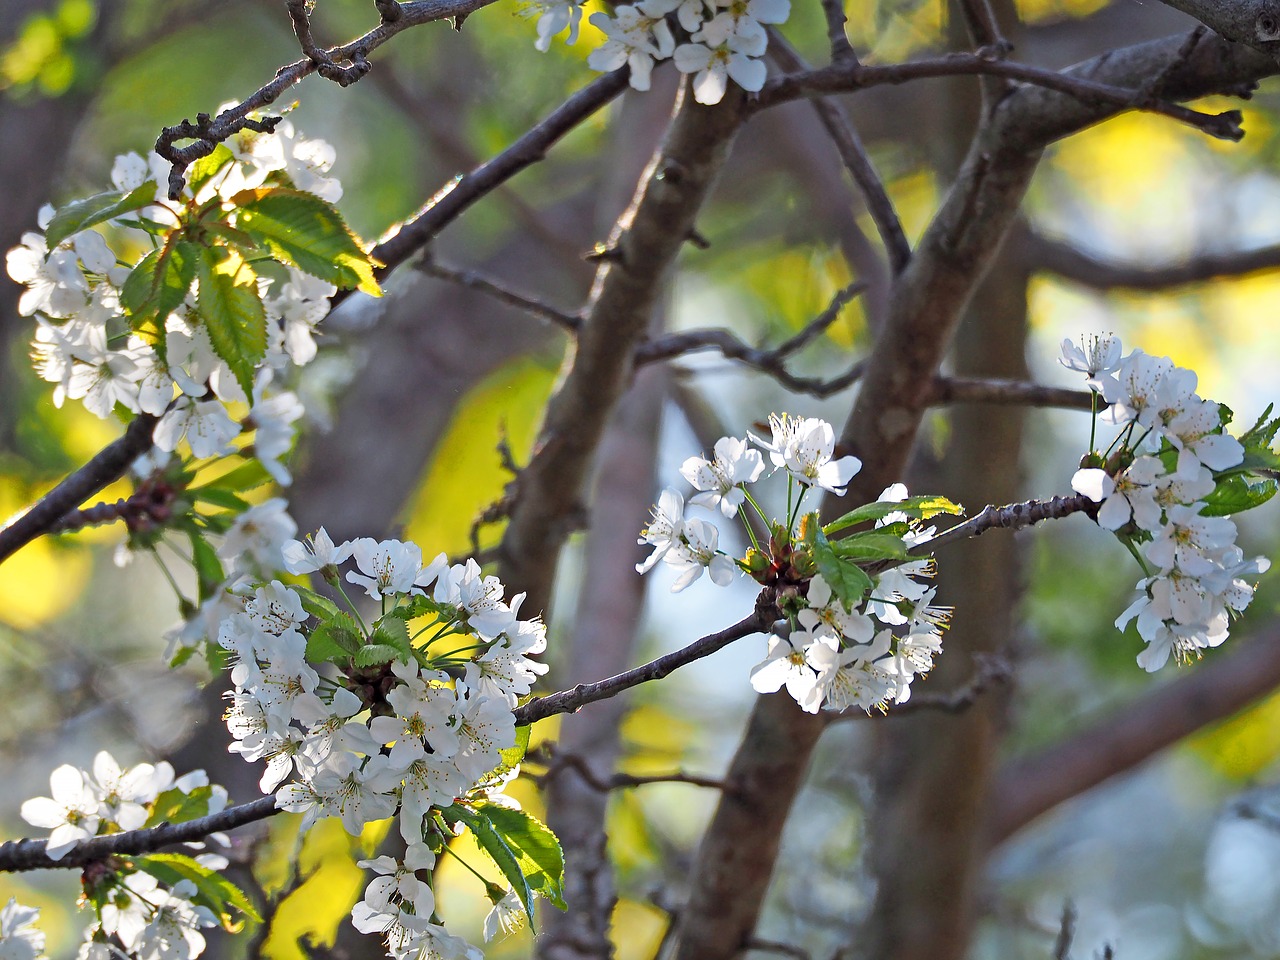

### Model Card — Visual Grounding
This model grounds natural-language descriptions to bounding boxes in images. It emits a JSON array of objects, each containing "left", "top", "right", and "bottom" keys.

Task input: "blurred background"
[{"left": 4, "top": 1, "right": 1280, "bottom": 958}]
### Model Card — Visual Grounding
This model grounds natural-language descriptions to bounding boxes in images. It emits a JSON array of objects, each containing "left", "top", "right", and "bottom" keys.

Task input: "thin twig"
[
  {"left": 824, "top": 654, "right": 1011, "bottom": 722},
  {"left": 955, "top": 0, "right": 1011, "bottom": 59},
  {"left": 757, "top": 55, "right": 1244, "bottom": 141},
  {"left": 530, "top": 748, "right": 728, "bottom": 792},
  {"left": 1053, "top": 900, "right": 1077, "bottom": 960},
  {"left": 0, "top": 796, "right": 279, "bottom": 873},
  {"left": 911, "top": 494, "right": 1094, "bottom": 558},
  {"left": 156, "top": 0, "right": 519, "bottom": 196},
  {"left": 1025, "top": 232, "right": 1280, "bottom": 291},
  {"left": 514, "top": 609, "right": 773, "bottom": 726},
  {"left": 0, "top": 415, "right": 157, "bottom": 566},
  {"left": 285, "top": 0, "right": 373, "bottom": 86},
  {"left": 419, "top": 259, "right": 582, "bottom": 332},
  {"left": 767, "top": 33, "right": 910, "bottom": 274},
  {"left": 930, "top": 376, "right": 1094, "bottom": 410},
  {"left": 819, "top": 0, "right": 858, "bottom": 65}
]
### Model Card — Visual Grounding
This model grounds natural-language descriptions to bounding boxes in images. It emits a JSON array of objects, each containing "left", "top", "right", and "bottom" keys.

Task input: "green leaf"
[
  {"left": 45, "top": 183, "right": 156, "bottom": 248},
  {"left": 371, "top": 614, "right": 414, "bottom": 662},
  {"left": 145, "top": 785, "right": 212, "bottom": 827},
  {"left": 120, "top": 240, "right": 199, "bottom": 349},
  {"left": 232, "top": 187, "right": 381, "bottom": 296},
  {"left": 823, "top": 495, "right": 963, "bottom": 535},
  {"left": 306, "top": 611, "right": 363, "bottom": 662},
  {"left": 293, "top": 585, "right": 341, "bottom": 621},
  {"left": 478, "top": 725, "right": 531, "bottom": 787},
  {"left": 353, "top": 643, "right": 400, "bottom": 667},
  {"left": 386, "top": 594, "right": 452, "bottom": 621},
  {"left": 812, "top": 528, "right": 872, "bottom": 610},
  {"left": 187, "top": 530, "right": 225, "bottom": 604},
  {"left": 194, "top": 459, "right": 272, "bottom": 493},
  {"left": 188, "top": 145, "right": 235, "bottom": 192},
  {"left": 135, "top": 852, "right": 262, "bottom": 929},
  {"left": 195, "top": 246, "right": 267, "bottom": 399},
  {"left": 441, "top": 804, "right": 538, "bottom": 924},
  {"left": 831, "top": 531, "right": 909, "bottom": 563},
  {"left": 1200, "top": 475, "right": 1279, "bottom": 517},
  {"left": 473, "top": 801, "right": 566, "bottom": 911},
  {"left": 191, "top": 486, "right": 250, "bottom": 511}
]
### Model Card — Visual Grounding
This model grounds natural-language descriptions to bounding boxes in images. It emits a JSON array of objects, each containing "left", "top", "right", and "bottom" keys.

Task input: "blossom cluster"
[
  {"left": 18, "top": 752, "right": 227, "bottom": 960},
  {"left": 639, "top": 414, "right": 957, "bottom": 713},
  {"left": 6, "top": 122, "right": 334, "bottom": 466},
  {"left": 525, "top": 0, "right": 790, "bottom": 104},
  {"left": 220, "top": 530, "right": 551, "bottom": 956},
  {"left": 1063, "top": 335, "right": 1272, "bottom": 670}
]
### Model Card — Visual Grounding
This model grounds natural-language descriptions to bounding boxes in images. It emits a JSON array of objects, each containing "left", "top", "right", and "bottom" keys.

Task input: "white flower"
[
  {"left": 0, "top": 899, "right": 45, "bottom": 960},
  {"left": 347, "top": 538, "right": 424, "bottom": 599},
  {"left": 132, "top": 881, "right": 217, "bottom": 960},
  {"left": 1102, "top": 350, "right": 1174, "bottom": 428},
  {"left": 680, "top": 435, "right": 764, "bottom": 516},
  {"left": 753, "top": 413, "right": 861, "bottom": 495},
  {"left": 484, "top": 888, "right": 528, "bottom": 942},
  {"left": 245, "top": 581, "right": 308, "bottom": 636},
  {"left": 586, "top": 1, "right": 676, "bottom": 91},
  {"left": 1059, "top": 333, "right": 1124, "bottom": 400},
  {"left": 1145, "top": 504, "right": 1237, "bottom": 575},
  {"left": 797, "top": 574, "right": 874, "bottom": 642},
  {"left": 154, "top": 396, "right": 241, "bottom": 459},
  {"left": 525, "top": 0, "right": 583, "bottom": 50},
  {"left": 218, "top": 498, "right": 297, "bottom": 572},
  {"left": 1072, "top": 456, "right": 1165, "bottom": 531},
  {"left": 664, "top": 516, "right": 737, "bottom": 592},
  {"left": 808, "top": 629, "right": 894, "bottom": 712},
  {"left": 453, "top": 693, "right": 518, "bottom": 782},
  {"left": 282, "top": 527, "right": 354, "bottom": 574},
  {"left": 89, "top": 752, "right": 166, "bottom": 831},
  {"left": 637, "top": 488, "right": 686, "bottom": 574},
  {"left": 435, "top": 559, "right": 516, "bottom": 639},
  {"left": 21, "top": 765, "right": 101, "bottom": 860},
  {"left": 749, "top": 626, "right": 836, "bottom": 712},
  {"left": 356, "top": 844, "right": 437, "bottom": 921},
  {"left": 1165, "top": 398, "right": 1244, "bottom": 478}
]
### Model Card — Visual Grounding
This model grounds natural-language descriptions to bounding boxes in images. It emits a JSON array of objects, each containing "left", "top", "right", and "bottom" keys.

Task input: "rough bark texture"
[
  {"left": 497, "top": 85, "right": 748, "bottom": 618},
  {"left": 668, "top": 27, "right": 1279, "bottom": 960}
]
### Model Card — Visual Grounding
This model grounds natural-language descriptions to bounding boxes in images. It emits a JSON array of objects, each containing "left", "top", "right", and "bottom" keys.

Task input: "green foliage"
[
  {"left": 809, "top": 524, "right": 872, "bottom": 611},
  {"left": 45, "top": 183, "right": 155, "bottom": 248},
  {"left": 830, "top": 531, "right": 910, "bottom": 563},
  {"left": 823, "top": 495, "right": 963, "bottom": 536},
  {"left": 195, "top": 246, "right": 268, "bottom": 399},
  {"left": 305, "top": 611, "right": 363, "bottom": 663},
  {"left": 232, "top": 188, "right": 382, "bottom": 296},
  {"left": 292, "top": 585, "right": 341, "bottom": 621},
  {"left": 144, "top": 785, "right": 213, "bottom": 828},
  {"left": 121, "top": 240, "right": 200, "bottom": 352},
  {"left": 1200, "top": 474, "right": 1279, "bottom": 517},
  {"left": 135, "top": 852, "right": 262, "bottom": 930},
  {"left": 186, "top": 529, "right": 226, "bottom": 605}
]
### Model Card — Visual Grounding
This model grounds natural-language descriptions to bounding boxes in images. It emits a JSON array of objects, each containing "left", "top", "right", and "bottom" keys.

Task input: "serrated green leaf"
[
  {"left": 195, "top": 246, "right": 267, "bottom": 399},
  {"left": 145, "top": 785, "right": 212, "bottom": 827},
  {"left": 353, "top": 643, "right": 400, "bottom": 667},
  {"left": 823, "top": 495, "right": 963, "bottom": 535},
  {"left": 121, "top": 242, "right": 198, "bottom": 351},
  {"left": 232, "top": 187, "right": 381, "bottom": 296},
  {"left": 188, "top": 145, "right": 235, "bottom": 192},
  {"left": 293, "top": 585, "right": 341, "bottom": 621},
  {"left": 387, "top": 594, "right": 452, "bottom": 621},
  {"left": 202, "top": 221, "right": 261, "bottom": 253},
  {"left": 473, "top": 801, "right": 566, "bottom": 912},
  {"left": 812, "top": 528, "right": 872, "bottom": 610},
  {"left": 442, "top": 805, "right": 538, "bottom": 925},
  {"left": 135, "top": 852, "right": 262, "bottom": 929},
  {"left": 477, "top": 725, "right": 531, "bottom": 788},
  {"left": 831, "top": 531, "right": 909, "bottom": 562},
  {"left": 307, "top": 612, "right": 363, "bottom": 662},
  {"left": 371, "top": 615, "right": 414, "bottom": 661},
  {"left": 1200, "top": 475, "right": 1279, "bottom": 517},
  {"left": 45, "top": 183, "right": 156, "bottom": 248},
  {"left": 187, "top": 530, "right": 225, "bottom": 604}
]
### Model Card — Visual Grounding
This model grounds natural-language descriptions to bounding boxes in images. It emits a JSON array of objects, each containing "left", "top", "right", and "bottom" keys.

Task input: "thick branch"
[
  {"left": 0, "top": 796, "right": 278, "bottom": 873},
  {"left": 990, "top": 621, "right": 1280, "bottom": 845},
  {"left": 0, "top": 415, "right": 156, "bottom": 566},
  {"left": 1153, "top": 0, "right": 1280, "bottom": 53},
  {"left": 497, "top": 85, "right": 750, "bottom": 617},
  {"left": 1027, "top": 232, "right": 1280, "bottom": 290}
]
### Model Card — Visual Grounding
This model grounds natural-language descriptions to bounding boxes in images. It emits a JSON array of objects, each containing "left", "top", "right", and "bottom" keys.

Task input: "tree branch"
[
  {"left": 1026, "top": 231, "right": 1280, "bottom": 291},
  {"left": 0, "top": 414, "right": 156, "bottom": 566},
  {"left": 514, "top": 610, "right": 770, "bottom": 726},
  {"left": 418, "top": 258, "right": 582, "bottom": 333},
  {"left": 156, "top": 0, "right": 508, "bottom": 196},
  {"left": 766, "top": 33, "right": 911, "bottom": 274},
  {"left": 1153, "top": 0, "right": 1280, "bottom": 53},
  {"left": 0, "top": 796, "right": 278, "bottom": 874},
  {"left": 990, "top": 620, "right": 1280, "bottom": 846},
  {"left": 913, "top": 494, "right": 1093, "bottom": 557},
  {"left": 929, "top": 375, "right": 1094, "bottom": 409},
  {"left": 756, "top": 52, "right": 1246, "bottom": 142}
]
